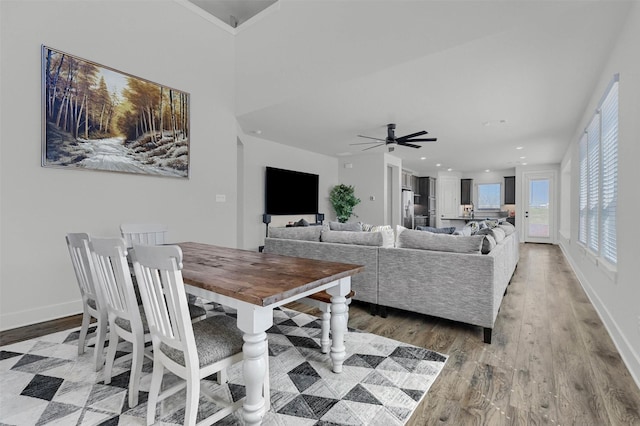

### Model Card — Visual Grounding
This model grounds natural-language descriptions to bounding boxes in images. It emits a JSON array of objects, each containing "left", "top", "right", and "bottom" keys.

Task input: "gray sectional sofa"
[{"left": 263, "top": 222, "right": 519, "bottom": 343}]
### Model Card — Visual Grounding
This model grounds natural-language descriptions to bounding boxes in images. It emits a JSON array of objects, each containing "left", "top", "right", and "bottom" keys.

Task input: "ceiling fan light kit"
[{"left": 353, "top": 123, "right": 437, "bottom": 151}]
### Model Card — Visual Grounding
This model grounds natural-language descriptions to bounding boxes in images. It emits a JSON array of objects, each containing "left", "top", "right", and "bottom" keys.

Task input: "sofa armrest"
[{"left": 264, "top": 238, "right": 379, "bottom": 304}]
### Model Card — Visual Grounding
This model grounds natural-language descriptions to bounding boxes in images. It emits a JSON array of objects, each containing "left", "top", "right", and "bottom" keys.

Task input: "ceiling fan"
[{"left": 352, "top": 123, "right": 437, "bottom": 151}]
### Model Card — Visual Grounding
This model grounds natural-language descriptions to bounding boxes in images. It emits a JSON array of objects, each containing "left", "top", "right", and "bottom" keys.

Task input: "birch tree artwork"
[{"left": 42, "top": 46, "right": 190, "bottom": 178}]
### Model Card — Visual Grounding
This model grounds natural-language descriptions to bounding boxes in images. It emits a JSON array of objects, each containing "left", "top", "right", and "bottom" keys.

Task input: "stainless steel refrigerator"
[{"left": 402, "top": 190, "right": 414, "bottom": 229}]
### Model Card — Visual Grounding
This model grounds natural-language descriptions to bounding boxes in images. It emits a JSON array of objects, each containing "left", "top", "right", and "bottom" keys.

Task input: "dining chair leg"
[
  {"left": 184, "top": 371, "right": 200, "bottom": 426},
  {"left": 146, "top": 359, "right": 164, "bottom": 426},
  {"left": 128, "top": 337, "right": 145, "bottom": 408},
  {"left": 217, "top": 369, "right": 228, "bottom": 385},
  {"left": 93, "top": 317, "right": 107, "bottom": 371},
  {"left": 78, "top": 307, "right": 91, "bottom": 355},
  {"left": 104, "top": 329, "right": 119, "bottom": 385}
]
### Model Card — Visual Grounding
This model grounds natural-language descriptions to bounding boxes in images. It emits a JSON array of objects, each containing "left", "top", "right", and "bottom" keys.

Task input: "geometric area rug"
[{"left": 0, "top": 303, "right": 447, "bottom": 425}]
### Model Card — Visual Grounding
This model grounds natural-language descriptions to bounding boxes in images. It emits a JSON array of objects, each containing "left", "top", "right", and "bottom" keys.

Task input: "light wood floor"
[{"left": 2, "top": 243, "right": 639, "bottom": 425}]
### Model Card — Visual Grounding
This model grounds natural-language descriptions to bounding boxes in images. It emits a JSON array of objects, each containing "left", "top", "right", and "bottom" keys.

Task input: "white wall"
[
  {"left": 238, "top": 130, "right": 338, "bottom": 251},
  {"left": 0, "top": 0, "right": 237, "bottom": 329},
  {"left": 559, "top": 1, "right": 640, "bottom": 387},
  {"left": 338, "top": 152, "right": 402, "bottom": 227}
]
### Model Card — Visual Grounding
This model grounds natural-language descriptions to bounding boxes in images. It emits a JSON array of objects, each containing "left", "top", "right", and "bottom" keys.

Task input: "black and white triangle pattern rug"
[{"left": 0, "top": 303, "right": 447, "bottom": 425}]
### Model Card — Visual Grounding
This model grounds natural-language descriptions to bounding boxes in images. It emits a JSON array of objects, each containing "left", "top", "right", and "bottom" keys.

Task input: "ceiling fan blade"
[
  {"left": 398, "top": 142, "right": 422, "bottom": 149},
  {"left": 357, "top": 135, "right": 386, "bottom": 142},
  {"left": 404, "top": 138, "right": 438, "bottom": 142},
  {"left": 396, "top": 130, "right": 427, "bottom": 142},
  {"left": 350, "top": 141, "right": 386, "bottom": 145},
  {"left": 362, "top": 143, "right": 385, "bottom": 151}
]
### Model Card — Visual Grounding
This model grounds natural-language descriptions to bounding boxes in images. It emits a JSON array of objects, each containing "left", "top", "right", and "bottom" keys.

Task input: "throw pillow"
[
  {"left": 294, "top": 218, "right": 310, "bottom": 227},
  {"left": 477, "top": 227, "right": 506, "bottom": 243},
  {"left": 453, "top": 227, "right": 472, "bottom": 237},
  {"left": 416, "top": 226, "right": 456, "bottom": 234},
  {"left": 268, "top": 226, "right": 322, "bottom": 241},
  {"left": 464, "top": 221, "right": 479, "bottom": 234},
  {"left": 481, "top": 235, "right": 497, "bottom": 254},
  {"left": 321, "top": 229, "right": 384, "bottom": 246},
  {"left": 329, "top": 221, "right": 363, "bottom": 232},
  {"left": 498, "top": 222, "right": 516, "bottom": 236},
  {"left": 397, "top": 229, "right": 484, "bottom": 254},
  {"left": 395, "top": 224, "right": 407, "bottom": 247},
  {"left": 369, "top": 224, "right": 392, "bottom": 232},
  {"left": 360, "top": 223, "right": 374, "bottom": 232},
  {"left": 485, "top": 219, "right": 499, "bottom": 228}
]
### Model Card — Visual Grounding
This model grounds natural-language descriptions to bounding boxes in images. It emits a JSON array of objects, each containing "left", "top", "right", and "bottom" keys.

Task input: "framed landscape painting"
[{"left": 41, "top": 46, "right": 190, "bottom": 178}]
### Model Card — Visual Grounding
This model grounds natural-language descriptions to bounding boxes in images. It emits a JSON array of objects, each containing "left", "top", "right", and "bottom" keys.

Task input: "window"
[
  {"left": 477, "top": 183, "right": 501, "bottom": 209},
  {"left": 578, "top": 76, "right": 618, "bottom": 265}
]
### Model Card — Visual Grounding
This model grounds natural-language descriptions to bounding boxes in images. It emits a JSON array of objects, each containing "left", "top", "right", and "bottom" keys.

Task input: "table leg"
[
  {"left": 327, "top": 277, "right": 351, "bottom": 373},
  {"left": 237, "top": 306, "right": 273, "bottom": 425}
]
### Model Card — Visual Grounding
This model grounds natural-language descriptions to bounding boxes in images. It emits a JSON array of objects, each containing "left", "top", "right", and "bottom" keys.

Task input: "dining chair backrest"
[
  {"left": 132, "top": 244, "right": 198, "bottom": 368},
  {"left": 120, "top": 223, "right": 168, "bottom": 248},
  {"left": 66, "top": 233, "right": 100, "bottom": 304},
  {"left": 90, "top": 237, "right": 143, "bottom": 331}
]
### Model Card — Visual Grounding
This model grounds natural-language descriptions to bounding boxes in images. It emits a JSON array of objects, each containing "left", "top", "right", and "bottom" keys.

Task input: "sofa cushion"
[
  {"left": 498, "top": 222, "right": 516, "bottom": 236},
  {"left": 268, "top": 226, "right": 323, "bottom": 241},
  {"left": 481, "top": 234, "right": 496, "bottom": 254},
  {"left": 329, "top": 221, "right": 362, "bottom": 232},
  {"left": 416, "top": 226, "right": 456, "bottom": 234},
  {"left": 294, "top": 218, "right": 310, "bottom": 227},
  {"left": 321, "top": 229, "right": 392, "bottom": 247},
  {"left": 396, "top": 228, "right": 484, "bottom": 254}
]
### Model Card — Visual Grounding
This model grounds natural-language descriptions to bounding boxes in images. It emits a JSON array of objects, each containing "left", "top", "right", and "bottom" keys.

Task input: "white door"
[
  {"left": 437, "top": 177, "right": 460, "bottom": 227},
  {"left": 523, "top": 171, "right": 555, "bottom": 243}
]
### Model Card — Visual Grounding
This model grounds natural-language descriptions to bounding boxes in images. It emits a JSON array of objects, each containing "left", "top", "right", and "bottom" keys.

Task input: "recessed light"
[
  {"left": 522, "top": 162, "right": 528, "bottom": 165},
  {"left": 252, "top": 130, "right": 262, "bottom": 135},
  {"left": 483, "top": 121, "right": 491, "bottom": 127},
  {"left": 436, "top": 163, "right": 441, "bottom": 167},
  {"left": 420, "top": 157, "right": 426, "bottom": 160},
  {"left": 447, "top": 168, "right": 453, "bottom": 172},
  {"left": 485, "top": 169, "right": 490, "bottom": 172},
  {"left": 520, "top": 156, "right": 526, "bottom": 159},
  {"left": 516, "top": 146, "right": 523, "bottom": 150}
]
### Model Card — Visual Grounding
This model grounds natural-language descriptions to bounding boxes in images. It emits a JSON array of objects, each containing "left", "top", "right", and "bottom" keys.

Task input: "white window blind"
[
  {"left": 578, "top": 133, "right": 588, "bottom": 245},
  {"left": 600, "top": 81, "right": 618, "bottom": 264},
  {"left": 587, "top": 115, "right": 600, "bottom": 253},
  {"left": 577, "top": 76, "right": 618, "bottom": 266}
]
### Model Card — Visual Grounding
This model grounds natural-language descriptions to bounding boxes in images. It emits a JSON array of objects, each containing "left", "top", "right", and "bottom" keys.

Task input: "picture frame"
[{"left": 41, "top": 45, "right": 190, "bottom": 178}]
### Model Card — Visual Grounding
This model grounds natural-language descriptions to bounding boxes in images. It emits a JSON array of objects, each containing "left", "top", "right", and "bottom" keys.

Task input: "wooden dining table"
[{"left": 176, "top": 242, "right": 364, "bottom": 426}]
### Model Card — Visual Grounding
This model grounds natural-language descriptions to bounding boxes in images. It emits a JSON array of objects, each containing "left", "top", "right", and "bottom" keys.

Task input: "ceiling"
[
  {"left": 187, "top": 0, "right": 277, "bottom": 28},
  {"left": 193, "top": 1, "right": 633, "bottom": 176}
]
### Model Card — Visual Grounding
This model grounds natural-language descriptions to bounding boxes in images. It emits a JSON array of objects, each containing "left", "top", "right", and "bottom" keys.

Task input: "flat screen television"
[{"left": 265, "top": 167, "right": 319, "bottom": 215}]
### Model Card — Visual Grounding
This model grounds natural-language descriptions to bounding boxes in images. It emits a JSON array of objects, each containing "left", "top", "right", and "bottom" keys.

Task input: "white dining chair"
[
  {"left": 65, "top": 233, "right": 108, "bottom": 371},
  {"left": 120, "top": 223, "right": 168, "bottom": 248},
  {"left": 132, "top": 244, "right": 270, "bottom": 426},
  {"left": 121, "top": 223, "right": 205, "bottom": 320},
  {"left": 90, "top": 236, "right": 152, "bottom": 408}
]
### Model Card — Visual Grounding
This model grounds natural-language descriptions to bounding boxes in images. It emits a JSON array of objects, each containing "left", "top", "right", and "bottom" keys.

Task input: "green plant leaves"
[{"left": 330, "top": 184, "right": 361, "bottom": 223}]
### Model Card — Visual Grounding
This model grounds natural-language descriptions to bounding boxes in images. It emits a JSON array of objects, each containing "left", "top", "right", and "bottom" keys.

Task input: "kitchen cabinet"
[
  {"left": 504, "top": 176, "right": 516, "bottom": 204},
  {"left": 402, "top": 170, "right": 413, "bottom": 190},
  {"left": 461, "top": 179, "right": 472, "bottom": 205}
]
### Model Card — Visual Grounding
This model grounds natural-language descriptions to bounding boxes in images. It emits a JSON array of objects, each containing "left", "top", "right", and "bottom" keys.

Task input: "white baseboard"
[
  {"left": 0, "top": 299, "right": 82, "bottom": 332},
  {"left": 558, "top": 241, "right": 640, "bottom": 391}
]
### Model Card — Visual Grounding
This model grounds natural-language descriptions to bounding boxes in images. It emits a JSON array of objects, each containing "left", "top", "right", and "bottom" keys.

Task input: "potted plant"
[{"left": 330, "top": 184, "right": 361, "bottom": 223}]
